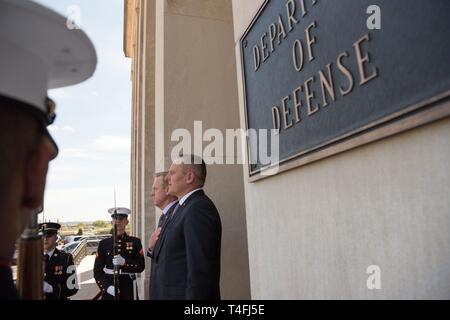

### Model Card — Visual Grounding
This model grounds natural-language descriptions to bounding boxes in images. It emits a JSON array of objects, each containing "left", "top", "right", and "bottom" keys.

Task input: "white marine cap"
[
  {"left": 108, "top": 207, "right": 131, "bottom": 217},
  {"left": 0, "top": 0, "right": 97, "bottom": 156}
]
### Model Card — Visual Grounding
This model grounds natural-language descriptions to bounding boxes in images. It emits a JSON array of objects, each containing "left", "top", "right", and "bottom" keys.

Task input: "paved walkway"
[{"left": 72, "top": 255, "right": 99, "bottom": 300}]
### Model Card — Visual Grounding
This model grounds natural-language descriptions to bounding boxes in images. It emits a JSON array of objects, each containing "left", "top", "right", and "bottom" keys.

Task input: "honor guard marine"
[
  {"left": 93, "top": 208, "right": 145, "bottom": 300},
  {"left": 41, "top": 223, "right": 78, "bottom": 300},
  {"left": 0, "top": 0, "right": 96, "bottom": 300}
]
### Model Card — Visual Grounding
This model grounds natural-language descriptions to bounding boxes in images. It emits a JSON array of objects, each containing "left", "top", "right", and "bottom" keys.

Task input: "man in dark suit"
[
  {"left": 151, "top": 154, "right": 222, "bottom": 300},
  {"left": 146, "top": 172, "right": 178, "bottom": 299},
  {"left": 41, "top": 222, "right": 78, "bottom": 300}
]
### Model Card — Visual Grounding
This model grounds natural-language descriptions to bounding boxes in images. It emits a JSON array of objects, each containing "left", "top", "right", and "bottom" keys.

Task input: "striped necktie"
[{"left": 161, "top": 203, "right": 180, "bottom": 231}]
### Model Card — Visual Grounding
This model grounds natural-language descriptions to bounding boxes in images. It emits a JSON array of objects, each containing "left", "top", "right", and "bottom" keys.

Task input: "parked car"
[
  {"left": 92, "top": 234, "right": 111, "bottom": 241},
  {"left": 61, "top": 241, "right": 82, "bottom": 254},
  {"left": 65, "top": 234, "right": 111, "bottom": 244},
  {"left": 86, "top": 239, "right": 101, "bottom": 255},
  {"left": 64, "top": 235, "right": 87, "bottom": 245}
]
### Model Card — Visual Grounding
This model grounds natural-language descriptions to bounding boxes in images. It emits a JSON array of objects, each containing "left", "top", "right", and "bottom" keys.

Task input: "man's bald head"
[
  {"left": 176, "top": 154, "right": 207, "bottom": 188},
  {"left": 167, "top": 154, "right": 207, "bottom": 198}
]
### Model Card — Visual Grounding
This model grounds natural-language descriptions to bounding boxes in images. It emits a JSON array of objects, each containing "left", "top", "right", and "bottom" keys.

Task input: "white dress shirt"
[
  {"left": 179, "top": 188, "right": 203, "bottom": 206},
  {"left": 162, "top": 200, "right": 178, "bottom": 215},
  {"left": 45, "top": 248, "right": 55, "bottom": 258}
]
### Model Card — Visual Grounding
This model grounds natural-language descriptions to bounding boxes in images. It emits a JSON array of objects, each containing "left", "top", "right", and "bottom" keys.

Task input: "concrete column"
[
  {"left": 159, "top": 0, "right": 251, "bottom": 299},
  {"left": 130, "top": 0, "right": 251, "bottom": 299},
  {"left": 131, "top": 0, "right": 158, "bottom": 300}
]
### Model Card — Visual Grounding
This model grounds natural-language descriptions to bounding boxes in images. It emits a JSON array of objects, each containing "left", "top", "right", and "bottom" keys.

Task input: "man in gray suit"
[
  {"left": 150, "top": 154, "right": 222, "bottom": 300},
  {"left": 147, "top": 172, "right": 178, "bottom": 299}
]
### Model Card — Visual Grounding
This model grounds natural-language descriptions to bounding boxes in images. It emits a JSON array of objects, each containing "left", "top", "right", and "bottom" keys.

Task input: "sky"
[{"left": 34, "top": 0, "right": 132, "bottom": 222}]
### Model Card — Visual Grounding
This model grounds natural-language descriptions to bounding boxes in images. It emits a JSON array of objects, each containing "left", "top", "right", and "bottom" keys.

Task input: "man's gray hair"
[{"left": 154, "top": 171, "right": 169, "bottom": 188}]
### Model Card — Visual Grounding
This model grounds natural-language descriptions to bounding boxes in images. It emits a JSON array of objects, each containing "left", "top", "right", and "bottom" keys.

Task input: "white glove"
[
  {"left": 112, "top": 255, "right": 125, "bottom": 267},
  {"left": 107, "top": 285, "right": 115, "bottom": 297},
  {"left": 43, "top": 281, "right": 53, "bottom": 293}
]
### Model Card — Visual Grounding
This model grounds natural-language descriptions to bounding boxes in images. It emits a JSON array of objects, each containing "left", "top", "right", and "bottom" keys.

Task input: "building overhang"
[{"left": 123, "top": 0, "right": 136, "bottom": 58}]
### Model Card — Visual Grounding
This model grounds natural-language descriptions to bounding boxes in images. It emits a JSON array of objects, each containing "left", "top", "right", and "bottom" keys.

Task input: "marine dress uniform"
[
  {"left": 0, "top": 0, "right": 96, "bottom": 300},
  {"left": 41, "top": 223, "right": 78, "bottom": 300},
  {"left": 93, "top": 208, "right": 145, "bottom": 300}
]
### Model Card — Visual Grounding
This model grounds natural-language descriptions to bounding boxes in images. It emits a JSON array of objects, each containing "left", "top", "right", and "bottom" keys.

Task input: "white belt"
[{"left": 103, "top": 268, "right": 135, "bottom": 276}]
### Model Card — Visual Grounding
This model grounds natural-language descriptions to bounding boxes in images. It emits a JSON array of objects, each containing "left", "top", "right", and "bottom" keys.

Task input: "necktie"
[
  {"left": 157, "top": 213, "right": 167, "bottom": 228},
  {"left": 167, "top": 203, "right": 180, "bottom": 222},
  {"left": 161, "top": 203, "right": 180, "bottom": 231},
  {"left": 153, "top": 203, "right": 181, "bottom": 260},
  {"left": 44, "top": 254, "right": 50, "bottom": 264}
]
